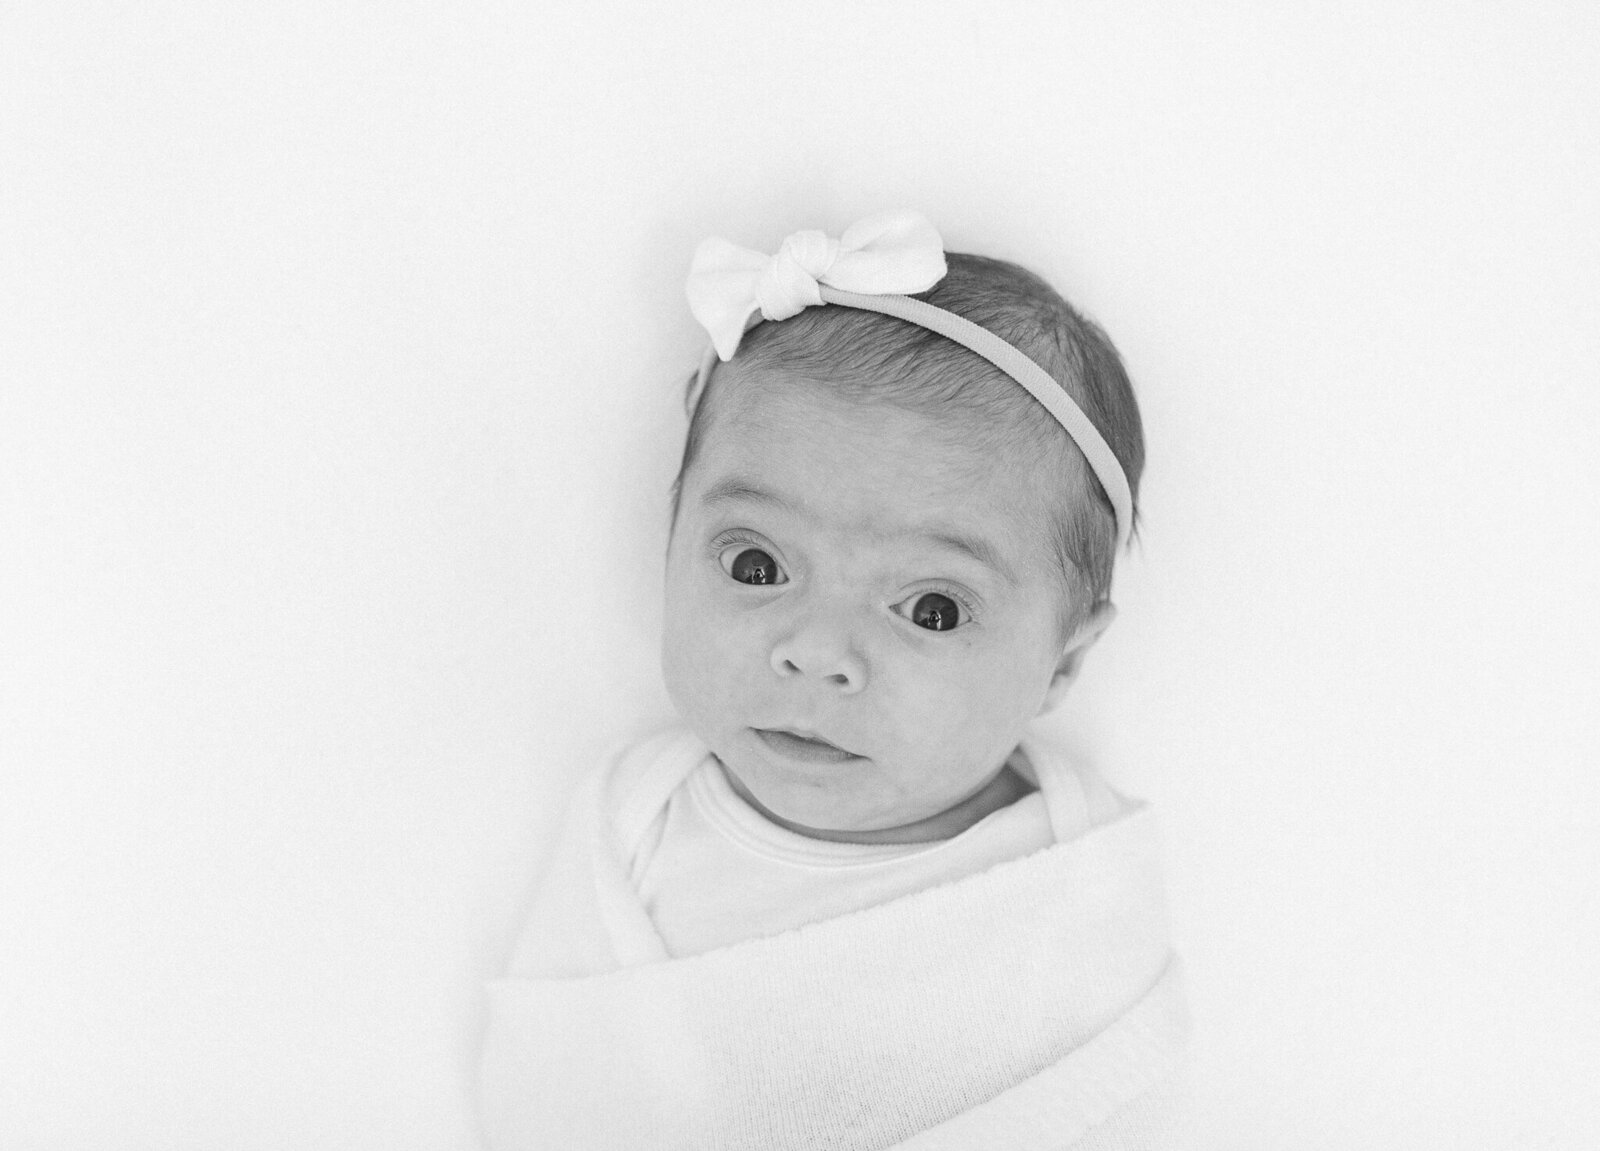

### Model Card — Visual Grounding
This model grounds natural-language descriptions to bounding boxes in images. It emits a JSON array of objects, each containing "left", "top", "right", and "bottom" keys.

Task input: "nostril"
[{"left": 770, "top": 635, "right": 864, "bottom": 691}]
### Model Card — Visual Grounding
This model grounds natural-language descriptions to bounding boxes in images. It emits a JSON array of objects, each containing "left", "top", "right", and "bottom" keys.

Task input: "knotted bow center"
[
  {"left": 684, "top": 210, "right": 946, "bottom": 361},
  {"left": 755, "top": 230, "right": 841, "bottom": 321}
]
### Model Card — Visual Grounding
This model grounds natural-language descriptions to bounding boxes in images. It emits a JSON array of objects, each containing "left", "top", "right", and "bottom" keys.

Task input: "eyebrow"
[
  {"left": 698, "top": 474, "right": 1019, "bottom": 586},
  {"left": 700, "top": 476, "right": 796, "bottom": 514},
  {"left": 922, "top": 528, "right": 1019, "bottom": 586}
]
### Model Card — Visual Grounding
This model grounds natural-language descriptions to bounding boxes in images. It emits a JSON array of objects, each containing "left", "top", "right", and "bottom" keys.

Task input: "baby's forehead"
[
  {"left": 706, "top": 360, "right": 1073, "bottom": 489},
  {"left": 709, "top": 369, "right": 994, "bottom": 469},
  {"left": 694, "top": 377, "right": 1078, "bottom": 559}
]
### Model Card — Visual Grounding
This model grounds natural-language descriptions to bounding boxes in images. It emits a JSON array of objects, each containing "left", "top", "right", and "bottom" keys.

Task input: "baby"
[{"left": 480, "top": 213, "right": 1185, "bottom": 1149}]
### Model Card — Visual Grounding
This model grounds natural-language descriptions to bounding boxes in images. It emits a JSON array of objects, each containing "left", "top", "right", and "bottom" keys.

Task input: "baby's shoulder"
[
  {"left": 599, "top": 723, "right": 711, "bottom": 847},
  {"left": 1018, "top": 735, "right": 1139, "bottom": 841}
]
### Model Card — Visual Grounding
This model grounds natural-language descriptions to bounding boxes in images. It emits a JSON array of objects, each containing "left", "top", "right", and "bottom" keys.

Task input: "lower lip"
[{"left": 753, "top": 728, "right": 859, "bottom": 765}]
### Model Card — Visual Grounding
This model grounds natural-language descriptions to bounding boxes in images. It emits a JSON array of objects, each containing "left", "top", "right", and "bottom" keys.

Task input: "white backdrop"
[{"left": 4, "top": 2, "right": 1598, "bottom": 1147}]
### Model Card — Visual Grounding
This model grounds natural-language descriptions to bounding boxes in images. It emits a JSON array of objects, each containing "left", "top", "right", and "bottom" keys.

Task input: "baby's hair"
[{"left": 671, "top": 252, "right": 1145, "bottom": 622}]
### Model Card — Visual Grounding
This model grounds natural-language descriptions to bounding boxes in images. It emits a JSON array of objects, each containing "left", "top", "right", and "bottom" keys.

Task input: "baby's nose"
[{"left": 769, "top": 608, "right": 866, "bottom": 693}]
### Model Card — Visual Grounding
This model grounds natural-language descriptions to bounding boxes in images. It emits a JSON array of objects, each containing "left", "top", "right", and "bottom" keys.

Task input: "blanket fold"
[{"left": 480, "top": 728, "right": 1186, "bottom": 1150}]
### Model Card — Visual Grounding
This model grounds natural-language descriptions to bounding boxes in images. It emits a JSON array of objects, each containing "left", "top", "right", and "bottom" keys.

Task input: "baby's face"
[{"left": 662, "top": 365, "right": 1085, "bottom": 838}]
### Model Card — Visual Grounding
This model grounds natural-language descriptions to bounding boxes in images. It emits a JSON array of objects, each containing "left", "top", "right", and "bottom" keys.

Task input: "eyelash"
[
  {"left": 710, "top": 531, "right": 980, "bottom": 630},
  {"left": 711, "top": 530, "right": 781, "bottom": 578}
]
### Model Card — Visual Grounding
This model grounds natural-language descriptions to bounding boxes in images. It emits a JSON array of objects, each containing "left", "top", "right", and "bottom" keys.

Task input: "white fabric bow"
[{"left": 686, "top": 211, "right": 948, "bottom": 361}]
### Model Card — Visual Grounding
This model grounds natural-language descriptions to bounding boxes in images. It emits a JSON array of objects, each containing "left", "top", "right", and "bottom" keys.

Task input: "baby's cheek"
[
  {"left": 884, "top": 649, "right": 1039, "bottom": 756},
  {"left": 701, "top": 623, "right": 756, "bottom": 694},
  {"left": 662, "top": 592, "right": 718, "bottom": 704},
  {"left": 874, "top": 663, "right": 970, "bottom": 747},
  {"left": 968, "top": 648, "right": 1055, "bottom": 745},
  {"left": 666, "top": 598, "right": 760, "bottom": 713}
]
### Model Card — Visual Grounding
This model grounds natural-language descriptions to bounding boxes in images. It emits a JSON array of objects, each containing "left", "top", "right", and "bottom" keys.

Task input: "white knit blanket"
[{"left": 479, "top": 729, "right": 1187, "bottom": 1150}]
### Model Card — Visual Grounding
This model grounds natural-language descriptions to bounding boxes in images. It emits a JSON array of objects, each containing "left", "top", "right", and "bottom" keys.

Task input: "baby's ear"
[{"left": 1038, "top": 602, "right": 1117, "bottom": 715}]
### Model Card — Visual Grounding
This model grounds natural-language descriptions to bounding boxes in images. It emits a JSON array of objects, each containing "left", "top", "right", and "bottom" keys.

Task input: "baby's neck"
[{"left": 721, "top": 762, "right": 1035, "bottom": 845}]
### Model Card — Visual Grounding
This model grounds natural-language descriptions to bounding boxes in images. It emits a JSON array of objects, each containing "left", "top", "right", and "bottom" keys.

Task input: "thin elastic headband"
[{"left": 684, "top": 212, "right": 1134, "bottom": 551}]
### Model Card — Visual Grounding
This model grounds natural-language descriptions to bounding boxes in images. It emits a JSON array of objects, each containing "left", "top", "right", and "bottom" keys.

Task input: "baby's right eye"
[{"left": 723, "top": 546, "right": 786, "bottom": 586}]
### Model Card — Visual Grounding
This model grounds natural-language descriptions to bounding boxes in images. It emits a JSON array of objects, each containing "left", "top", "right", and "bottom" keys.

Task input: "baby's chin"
[
  {"left": 715, "top": 749, "right": 968, "bottom": 844},
  {"left": 715, "top": 748, "right": 881, "bottom": 825}
]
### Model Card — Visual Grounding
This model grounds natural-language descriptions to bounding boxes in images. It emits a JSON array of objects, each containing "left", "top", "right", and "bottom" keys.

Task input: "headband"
[{"left": 683, "top": 211, "right": 1133, "bottom": 552}]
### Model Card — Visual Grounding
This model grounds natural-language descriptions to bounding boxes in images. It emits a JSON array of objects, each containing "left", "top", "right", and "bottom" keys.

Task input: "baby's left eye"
[
  {"left": 725, "top": 546, "right": 786, "bottom": 586},
  {"left": 899, "top": 592, "right": 964, "bottom": 632}
]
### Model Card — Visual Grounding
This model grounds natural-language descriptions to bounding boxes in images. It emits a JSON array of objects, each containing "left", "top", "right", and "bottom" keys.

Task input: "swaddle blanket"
[{"left": 480, "top": 728, "right": 1187, "bottom": 1150}]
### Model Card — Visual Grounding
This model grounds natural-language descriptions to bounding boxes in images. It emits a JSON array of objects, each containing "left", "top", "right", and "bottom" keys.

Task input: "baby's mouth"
[{"left": 752, "top": 727, "right": 860, "bottom": 765}]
